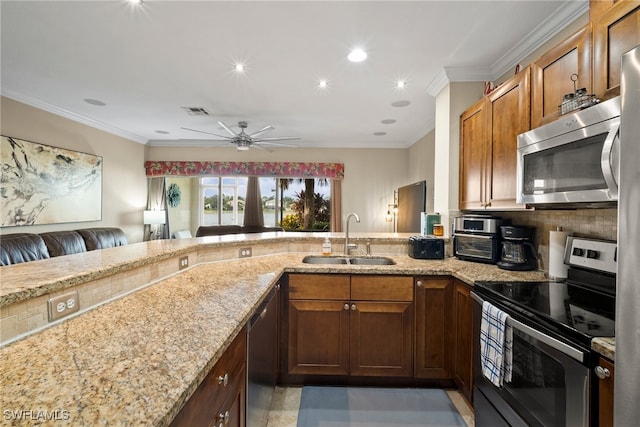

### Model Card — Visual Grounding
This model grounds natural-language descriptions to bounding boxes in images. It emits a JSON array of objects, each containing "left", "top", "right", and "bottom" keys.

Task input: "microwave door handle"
[
  {"left": 470, "top": 292, "right": 585, "bottom": 363},
  {"left": 601, "top": 122, "right": 620, "bottom": 199}
]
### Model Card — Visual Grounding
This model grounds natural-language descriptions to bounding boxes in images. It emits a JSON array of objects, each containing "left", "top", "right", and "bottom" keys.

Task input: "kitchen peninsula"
[{"left": 0, "top": 233, "right": 589, "bottom": 426}]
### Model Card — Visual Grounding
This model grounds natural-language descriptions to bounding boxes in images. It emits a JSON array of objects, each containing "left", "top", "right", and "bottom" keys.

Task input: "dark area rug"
[{"left": 297, "top": 386, "right": 467, "bottom": 426}]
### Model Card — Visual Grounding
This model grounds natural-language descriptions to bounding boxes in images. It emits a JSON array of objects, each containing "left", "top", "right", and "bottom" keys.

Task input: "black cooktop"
[{"left": 474, "top": 279, "right": 615, "bottom": 347}]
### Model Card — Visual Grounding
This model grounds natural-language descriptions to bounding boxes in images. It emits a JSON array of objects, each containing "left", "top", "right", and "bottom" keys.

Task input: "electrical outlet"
[
  {"left": 179, "top": 256, "right": 189, "bottom": 270},
  {"left": 47, "top": 290, "right": 79, "bottom": 322},
  {"left": 239, "top": 247, "right": 252, "bottom": 258}
]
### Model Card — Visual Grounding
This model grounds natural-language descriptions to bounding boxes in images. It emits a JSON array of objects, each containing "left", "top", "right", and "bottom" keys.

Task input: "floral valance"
[{"left": 144, "top": 161, "right": 344, "bottom": 179}]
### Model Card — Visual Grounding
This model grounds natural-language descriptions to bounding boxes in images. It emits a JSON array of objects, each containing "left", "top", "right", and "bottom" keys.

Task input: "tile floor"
[{"left": 267, "top": 386, "right": 475, "bottom": 427}]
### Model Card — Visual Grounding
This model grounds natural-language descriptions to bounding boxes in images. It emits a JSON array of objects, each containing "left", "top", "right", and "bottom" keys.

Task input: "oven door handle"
[
  {"left": 471, "top": 292, "right": 586, "bottom": 363},
  {"left": 453, "top": 233, "right": 495, "bottom": 239}
]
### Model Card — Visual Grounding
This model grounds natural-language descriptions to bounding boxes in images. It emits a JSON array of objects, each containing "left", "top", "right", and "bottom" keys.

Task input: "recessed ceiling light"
[
  {"left": 391, "top": 100, "right": 411, "bottom": 108},
  {"left": 84, "top": 98, "right": 106, "bottom": 106},
  {"left": 373, "top": 132, "right": 387, "bottom": 136},
  {"left": 234, "top": 63, "right": 245, "bottom": 73},
  {"left": 381, "top": 119, "right": 396, "bottom": 125},
  {"left": 155, "top": 130, "right": 169, "bottom": 134},
  {"left": 348, "top": 48, "right": 367, "bottom": 63},
  {"left": 396, "top": 80, "right": 407, "bottom": 89},
  {"left": 318, "top": 79, "right": 329, "bottom": 89}
]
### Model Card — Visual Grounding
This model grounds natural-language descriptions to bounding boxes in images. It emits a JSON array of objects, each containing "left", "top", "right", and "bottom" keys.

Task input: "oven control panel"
[{"left": 566, "top": 237, "right": 617, "bottom": 274}]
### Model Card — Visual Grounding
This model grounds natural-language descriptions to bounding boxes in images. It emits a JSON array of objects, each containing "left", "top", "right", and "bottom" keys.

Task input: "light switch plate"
[
  {"left": 48, "top": 290, "right": 79, "bottom": 322},
  {"left": 239, "top": 247, "right": 252, "bottom": 258}
]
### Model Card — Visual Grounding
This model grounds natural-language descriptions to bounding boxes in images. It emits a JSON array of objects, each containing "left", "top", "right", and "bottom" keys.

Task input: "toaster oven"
[{"left": 452, "top": 216, "right": 503, "bottom": 264}]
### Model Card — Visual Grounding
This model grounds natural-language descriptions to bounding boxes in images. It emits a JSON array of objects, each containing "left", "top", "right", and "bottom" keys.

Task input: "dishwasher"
[{"left": 247, "top": 285, "right": 278, "bottom": 427}]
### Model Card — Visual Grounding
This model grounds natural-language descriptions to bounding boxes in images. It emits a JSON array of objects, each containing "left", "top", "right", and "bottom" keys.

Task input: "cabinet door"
[
  {"left": 598, "top": 357, "right": 615, "bottom": 427},
  {"left": 453, "top": 280, "right": 473, "bottom": 403},
  {"left": 531, "top": 25, "right": 592, "bottom": 128},
  {"left": 213, "top": 364, "right": 246, "bottom": 427},
  {"left": 350, "top": 301, "right": 413, "bottom": 377},
  {"left": 593, "top": 1, "right": 640, "bottom": 99},
  {"left": 288, "top": 300, "right": 350, "bottom": 376},
  {"left": 170, "top": 328, "right": 247, "bottom": 427},
  {"left": 459, "top": 98, "right": 489, "bottom": 210},
  {"left": 487, "top": 67, "right": 530, "bottom": 209},
  {"left": 414, "top": 277, "right": 453, "bottom": 379}
]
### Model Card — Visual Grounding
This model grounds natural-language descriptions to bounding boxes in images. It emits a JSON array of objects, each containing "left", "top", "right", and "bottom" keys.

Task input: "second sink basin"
[
  {"left": 302, "top": 255, "right": 396, "bottom": 265},
  {"left": 348, "top": 256, "right": 396, "bottom": 265}
]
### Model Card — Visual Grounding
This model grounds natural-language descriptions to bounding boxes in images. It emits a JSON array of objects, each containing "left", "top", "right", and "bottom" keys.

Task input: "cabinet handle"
[
  {"left": 351, "top": 304, "right": 357, "bottom": 311},
  {"left": 217, "top": 373, "right": 229, "bottom": 386},
  {"left": 218, "top": 411, "right": 230, "bottom": 425},
  {"left": 416, "top": 280, "right": 423, "bottom": 287},
  {"left": 344, "top": 303, "right": 350, "bottom": 310},
  {"left": 595, "top": 365, "right": 611, "bottom": 379}
]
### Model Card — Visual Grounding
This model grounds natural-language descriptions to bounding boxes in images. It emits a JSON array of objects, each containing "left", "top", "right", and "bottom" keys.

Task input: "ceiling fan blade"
[
  {"left": 251, "top": 143, "right": 275, "bottom": 152},
  {"left": 255, "top": 140, "right": 300, "bottom": 147},
  {"left": 181, "top": 127, "right": 232, "bottom": 139},
  {"left": 249, "top": 125, "right": 274, "bottom": 138},
  {"left": 218, "top": 121, "right": 238, "bottom": 137},
  {"left": 254, "top": 136, "right": 301, "bottom": 142}
]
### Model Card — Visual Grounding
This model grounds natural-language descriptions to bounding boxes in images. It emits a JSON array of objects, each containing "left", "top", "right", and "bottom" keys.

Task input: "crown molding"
[
  {"left": 425, "top": 0, "right": 589, "bottom": 96},
  {"left": 1, "top": 90, "right": 149, "bottom": 144}
]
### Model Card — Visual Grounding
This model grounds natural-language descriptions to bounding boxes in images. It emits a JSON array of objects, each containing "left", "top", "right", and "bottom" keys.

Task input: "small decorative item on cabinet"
[{"left": 559, "top": 74, "right": 599, "bottom": 115}]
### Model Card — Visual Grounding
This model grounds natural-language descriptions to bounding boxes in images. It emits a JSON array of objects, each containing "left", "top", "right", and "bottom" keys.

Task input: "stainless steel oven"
[
  {"left": 516, "top": 97, "right": 620, "bottom": 207},
  {"left": 472, "top": 291, "right": 591, "bottom": 427},
  {"left": 472, "top": 237, "right": 617, "bottom": 427}
]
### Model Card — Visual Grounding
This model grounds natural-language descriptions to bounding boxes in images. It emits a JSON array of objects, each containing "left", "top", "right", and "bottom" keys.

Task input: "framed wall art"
[{"left": 1, "top": 135, "right": 103, "bottom": 227}]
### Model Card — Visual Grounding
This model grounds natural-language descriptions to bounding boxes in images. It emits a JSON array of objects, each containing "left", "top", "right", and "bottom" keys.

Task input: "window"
[{"left": 200, "top": 177, "right": 330, "bottom": 229}]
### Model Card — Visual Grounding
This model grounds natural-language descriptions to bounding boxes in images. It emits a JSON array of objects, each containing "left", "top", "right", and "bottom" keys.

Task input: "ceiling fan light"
[{"left": 236, "top": 140, "right": 250, "bottom": 151}]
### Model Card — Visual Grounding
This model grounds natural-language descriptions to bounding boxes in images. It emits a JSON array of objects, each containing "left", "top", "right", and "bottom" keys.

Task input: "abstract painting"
[{"left": 1, "top": 136, "right": 102, "bottom": 227}]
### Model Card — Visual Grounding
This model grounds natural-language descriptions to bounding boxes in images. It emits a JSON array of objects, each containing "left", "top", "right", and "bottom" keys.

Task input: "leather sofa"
[
  {"left": 0, "top": 227, "right": 127, "bottom": 266},
  {"left": 195, "top": 225, "right": 283, "bottom": 237}
]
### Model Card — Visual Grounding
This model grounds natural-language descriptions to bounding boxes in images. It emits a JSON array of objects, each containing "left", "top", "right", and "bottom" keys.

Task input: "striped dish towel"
[{"left": 480, "top": 301, "right": 513, "bottom": 387}]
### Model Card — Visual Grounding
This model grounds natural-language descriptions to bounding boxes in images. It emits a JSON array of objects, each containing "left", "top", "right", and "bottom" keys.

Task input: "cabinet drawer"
[
  {"left": 351, "top": 276, "right": 413, "bottom": 301},
  {"left": 289, "top": 274, "right": 350, "bottom": 300},
  {"left": 171, "top": 326, "right": 247, "bottom": 427}
]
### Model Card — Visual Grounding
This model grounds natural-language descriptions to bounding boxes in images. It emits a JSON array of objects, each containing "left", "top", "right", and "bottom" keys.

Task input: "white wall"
[
  {"left": 146, "top": 146, "right": 410, "bottom": 232},
  {"left": 1, "top": 97, "right": 148, "bottom": 242}
]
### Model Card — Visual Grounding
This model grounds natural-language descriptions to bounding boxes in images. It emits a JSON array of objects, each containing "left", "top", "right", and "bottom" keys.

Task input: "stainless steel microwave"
[{"left": 516, "top": 97, "right": 620, "bottom": 207}]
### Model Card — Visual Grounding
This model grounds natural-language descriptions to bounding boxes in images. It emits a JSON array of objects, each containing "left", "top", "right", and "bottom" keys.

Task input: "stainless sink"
[
  {"left": 348, "top": 256, "right": 396, "bottom": 265},
  {"left": 302, "top": 255, "right": 395, "bottom": 265},
  {"left": 302, "top": 255, "right": 349, "bottom": 264}
]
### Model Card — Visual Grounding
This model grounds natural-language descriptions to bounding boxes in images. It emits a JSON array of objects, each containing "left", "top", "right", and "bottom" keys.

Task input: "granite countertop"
[
  {"left": 592, "top": 337, "right": 615, "bottom": 361},
  {"left": 0, "top": 242, "right": 556, "bottom": 426}
]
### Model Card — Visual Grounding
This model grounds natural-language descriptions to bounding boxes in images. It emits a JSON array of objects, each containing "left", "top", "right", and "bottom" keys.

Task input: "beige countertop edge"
[
  {"left": 592, "top": 337, "right": 615, "bottom": 361},
  {"left": 0, "top": 233, "right": 420, "bottom": 307}
]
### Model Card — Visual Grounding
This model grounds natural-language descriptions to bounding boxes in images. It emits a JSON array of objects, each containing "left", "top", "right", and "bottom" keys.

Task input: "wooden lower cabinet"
[
  {"left": 414, "top": 277, "right": 454, "bottom": 379},
  {"left": 171, "top": 326, "right": 247, "bottom": 427},
  {"left": 286, "top": 274, "right": 414, "bottom": 378},
  {"left": 453, "top": 280, "right": 473, "bottom": 403},
  {"left": 597, "top": 357, "right": 615, "bottom": 427}
]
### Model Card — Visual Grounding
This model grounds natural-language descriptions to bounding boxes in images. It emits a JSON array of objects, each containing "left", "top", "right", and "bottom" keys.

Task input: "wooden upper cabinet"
[
  {"left": 459, "top": 97, "right": 489, "bottom": 210},
  {"left": 593, "top": 1, "right": 640, "bottom": 99},
  {"left": 486, "top": 67, "right": 531, "bottom": 210},
  {"left": 531, "top": 25, "right": 592, "bottom": 128}
]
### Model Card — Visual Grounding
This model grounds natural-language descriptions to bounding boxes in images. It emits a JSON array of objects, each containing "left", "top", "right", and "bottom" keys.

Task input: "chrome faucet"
[{"left": 344, "top": 213, "right": 360, "bottom": 255}]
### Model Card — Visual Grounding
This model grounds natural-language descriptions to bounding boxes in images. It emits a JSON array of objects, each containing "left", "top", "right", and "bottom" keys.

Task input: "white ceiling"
[{"left": 1, "top": 1, "right": 587, "bottom": 150}]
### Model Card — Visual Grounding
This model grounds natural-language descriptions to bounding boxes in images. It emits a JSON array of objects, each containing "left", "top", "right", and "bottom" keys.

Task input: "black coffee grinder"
[{"left": 497, "top": 225, "right": 538, "bottom": 271}]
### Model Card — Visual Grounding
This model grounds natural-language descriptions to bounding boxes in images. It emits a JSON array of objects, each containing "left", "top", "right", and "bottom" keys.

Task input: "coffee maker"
[{"left": 497, "top": 225, "right": 538, "bottom": 271}]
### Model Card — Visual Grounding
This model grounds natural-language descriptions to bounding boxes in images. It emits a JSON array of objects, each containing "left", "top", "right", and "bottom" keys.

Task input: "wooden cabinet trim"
[
  {"left": 288, "top": 273, "right": 350, "bottom": 300},
  {"left": 351, "top": 275, "right": 414, "bottom": 301},
  {"left": 593, "top": 1, "right": 640, "bottom": 99},
  {"left": 531, "top": 25, "right": 592, "bottom": 127}
]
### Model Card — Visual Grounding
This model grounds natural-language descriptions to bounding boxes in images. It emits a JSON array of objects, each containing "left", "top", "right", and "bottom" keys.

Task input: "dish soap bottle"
[{"left": 322, "top": 237, "right": 332, "bottom": 256}]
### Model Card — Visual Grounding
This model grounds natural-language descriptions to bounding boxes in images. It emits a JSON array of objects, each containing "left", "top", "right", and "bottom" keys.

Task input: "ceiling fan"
[{"left": 181, "top": 121, "right": 301, "bottom": 151}]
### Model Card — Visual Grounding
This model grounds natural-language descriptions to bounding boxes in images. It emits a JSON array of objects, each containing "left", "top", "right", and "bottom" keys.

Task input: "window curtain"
[
  {"left": 145, "top": 177, "right": 170, "bottom": 240},
  {"left": 330, "top": 179, "right": 342, "bottom": 232},
  {"left": 243, "top": 176, "right": 264, "bottom": 227}
]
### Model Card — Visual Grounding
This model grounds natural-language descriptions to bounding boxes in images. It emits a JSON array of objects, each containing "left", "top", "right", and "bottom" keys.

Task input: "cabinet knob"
[
  {"left": 217, "top": 373, "right": 229, "bottom": 386},
  {"left": 595, "top": 365, "right": 611, "bottom": 379},
  {"left": 416, "top": 280, "right": 423, "bottom": 287},
  {"left": 218, "top": 411, "right": 230, "bottom": 424},
  {"left": 351, "top": 304, "right": 357, "bottom": 311},
  {"left": 344, "top": 303, "right": 350, "bottom": 310}
]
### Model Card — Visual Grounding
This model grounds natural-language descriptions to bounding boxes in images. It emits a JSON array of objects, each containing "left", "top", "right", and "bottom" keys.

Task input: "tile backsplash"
[{"left": 500, "top": 208, "right": 617, "bottom": 272}]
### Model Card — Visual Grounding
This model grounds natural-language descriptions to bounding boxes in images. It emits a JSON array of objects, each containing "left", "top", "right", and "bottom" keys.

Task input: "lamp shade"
[{"left": 143, "top": 210, "right": 166, "bottom": 225}]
